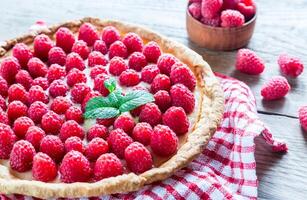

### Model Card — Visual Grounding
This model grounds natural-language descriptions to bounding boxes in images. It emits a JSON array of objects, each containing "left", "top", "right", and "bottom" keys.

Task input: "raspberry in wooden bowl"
[{"left": 186, "top": 0, "right": 257, "bottom": 51}]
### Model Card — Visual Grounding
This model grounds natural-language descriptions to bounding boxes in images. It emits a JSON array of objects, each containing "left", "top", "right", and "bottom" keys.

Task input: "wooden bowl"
[{"left": 186, "top": 9, "right": 256, "bottom": 51}]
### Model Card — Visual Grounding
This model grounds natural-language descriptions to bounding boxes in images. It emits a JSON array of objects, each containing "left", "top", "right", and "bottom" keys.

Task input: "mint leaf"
[
  {"left": 85, "top": 96, "right": 115, "bottom": 111},
  {"left": 104, "top": 77, "right": 116, "bottom": 93},
  {"left": 119, "top": 90, "right": 154, "bottom": 112},
  {"left": 84, "top": 107, "right": 120, "bottom": 119}
]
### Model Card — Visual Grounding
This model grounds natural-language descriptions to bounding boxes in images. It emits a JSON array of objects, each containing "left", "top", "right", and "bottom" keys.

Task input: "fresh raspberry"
[
  {"left": 90, "top": 65, "right": 108, "bottom": 79},
  {"left": 93, "top": 153, "right": 123, "bottom": 181},
  {"left": 32, "top": 152, "right": 57, "bottom": 182},
  {"left": 55, "top": 27, "right": 76, "bottom": 53},
  {"left": 201, "top": 0, "right": 223, "bottom": 19},
  {"left": 109, "top": 56, "right": 128, "bottom": 76},
  {"left": 132, "top": 122, "right": 152, "bottom": 145},
  {"left": 82, "top": 91, "right": 101, "bottom": 111},
  {"left": 12, "top": 43, "right": 33, "bottom": 68},
  {"left": 49, "top": 80, "right": 68, "bottom": 97},
  {"left": 71, "top": 40, "right": 90, "bottom": 59},
  {"left": 261, "top": 76, "right": 291, "bottom": 100},
  {"left": 33, "top": 34, "right": 54, "bottom": 61},
  {"left": 10, "top": 140, "right": 35, "bottom": 172},
  {"left": 141, "top": 64, "right": 160, "bottom": 83},
  {"left": 97, "top": 117, "right": 115, "bottom": 127},
  {"left": 125, "top": 142, "right": 153, "bottom": 173},
  {"left": 128, "top": 52, "right": 147, "bottom": 71},
  {"left": 41, "top": 111, "right": 64, "bottom": 134},
  {"left": 59, "top": 150, "right": 92, "bottom": 183},
  {"left": 109, "top": 41, "right": 128, "bottom": 59},
  {"left": 237, "top": 0, "right": 256, "bottom": 21},
  {"left": 13, "top": 116, "right": 34, "bottom": 138},
  {"left": 0, "top": 123, "right": 16, "bottom": 159},
  {"left": 107, "top": 128, "right": 133, "bottom": 158},
  {"left": 85, "top": 137, "right": 109, "bottom": 161},
  {"left": 170, "top": 84, "right": 195, "bottom": 114},
  {"left": 8, "top": 84, "right": 28, "bottom": 104},
  {"left": 59, "top": 120, "right": 85, "bottom": 142},
  {"left": 170, "top": 63, "right": 196, "bottom": 91},
  {"left": 25, "top": 126, "right": 45, "bottom": 151},
  {"left": 0, "top": 76, "right": 8, "bottom": 97},
  {"left": 40, "top": 135, "right": 65, "bottom": 163},
  {"left": 0, "top": 56, "right": 21, "bottom": 84},
  {"left": 189, "top": 2, "right": 201, "bottom": 19},
  {"left": 150, "top": 125, "right": 178, "bottom": 157},
  {"left": 66, "top": 68, "right": 87, "bottom": 87},
  {"left": 163, "top": 106, "right": 189, "bottom": 135},
  {"left": 71, "top": 83, "right": 91, "bottom": 103},
  {"left": 93, "top": 40, "right": 108, "bottom": 55},
  {"left": 200, "top": 16, "right": 221, "bottom": 27},
  {"left": 94, "top": 73, "right": 110, "bottom": 96},
  {"left": 64, "top": 136, "right": 85, "bottom": 153},
  {"left": 278, "top": 54, "right": 304, "bottom": 77},
  {"left": 78, "top": 23, "right": 99, "bottom": 46},
  {"left": 0, "top": 111, "right": 9, "bottom": 125},
  {"left": 51, "top": 96, "right": 72, "bottom": 114},
  {"left": 157, "top": 54, "right": 178, "bottom": 75},
  {"left": 122, "top": 32, "right": 144, "bottom": 53},
  {"left": 88, "top": 51, "right": 108, "bottom": 67},
  {"left": 65, "top": 106, "right": 84, "bottom": 124},
  {"left": 87, "top": 124, "right": 108, "bottom": 141},
  {"left": 28, "top": 85, "right": 49, "bottom": 104},
  {"left": 154, "top": 90, "right": 172, "bottom": 112},
  {"left": 222, "top": 0, "right": 239, "bottom": 10},
  {"left": 143, "top": 41, "right": 162, "bottom": 63},
  {"left": 299, "top": 106, "right": 307, "bottom": 132},
  {"left": 221, "top": 9, "right": 245, "bottom": 28},
  {"left": 119, "top": 69, "right": 140, "bottom": 87},
  {"left": 65, "top": 53, "right": 85, "bottom": 73},
  {"left": 48, "top": 47, "right": 67, "bottom": 66},
  {"left": 47, "top": 64, "right": 66, "bottom": 83},
  {"left": 7, "top": 101, "right": 28, "bottom": 121},
  {"left": 130, "top": 105, "right": 145, "bottom": 117},
  {"left": 27, "top": 57, "right": 48, "bottom": 78},
  {"left": 139, "top": 103, "right": 162, "bottom": 126},
  {"left": 0, "top": 96, "right": 6, "bottom": 111},
  {"left": 101, "top": 26, "right": 120, "bottom": 46},
  {"left": 151, "top": 74, "right": 171, "bottom": 93},
  {"left": 15, "top": 70, "right": 33, "bottom": 90},
  {"left": 28, "top": 101, "right": 48, "bottom": 123},
  {"left": 235, "top": 49, "right": 265, "bottom": 75},
  {"left": 114, "top": 115, "right": 135, "bottom": 134}
]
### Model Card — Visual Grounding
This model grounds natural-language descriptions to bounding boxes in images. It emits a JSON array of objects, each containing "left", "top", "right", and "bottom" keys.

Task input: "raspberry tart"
[{"left": 0, "top": 17, "right": 223, "bottom": 199}]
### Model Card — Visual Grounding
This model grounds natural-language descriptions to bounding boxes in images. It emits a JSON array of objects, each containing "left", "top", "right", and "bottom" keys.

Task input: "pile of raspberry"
[
  {"left": 188, "top": 0, "right": 256, "bottom": 28},
  {"left": 0, "top": 22, "right": 197, "bottom": 184}
]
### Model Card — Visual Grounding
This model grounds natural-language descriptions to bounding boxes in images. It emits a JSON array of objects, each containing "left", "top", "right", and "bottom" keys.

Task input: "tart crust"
[{"left": 0, "top": 17, "right": 224, "bottom": 199}]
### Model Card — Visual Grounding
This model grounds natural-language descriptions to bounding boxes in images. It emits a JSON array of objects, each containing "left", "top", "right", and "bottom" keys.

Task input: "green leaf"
[
  {"left": 84, "top": 107, "right": 120, "bottom": 119},
  {"left": 104, "top": 77, "right": 116, "bottom": 93},
  {"left": 119, "top": 90, "right": 154, "bottom": 112},
  {"left": 85, "top": 96, "right": 114, "bottom": 111}
]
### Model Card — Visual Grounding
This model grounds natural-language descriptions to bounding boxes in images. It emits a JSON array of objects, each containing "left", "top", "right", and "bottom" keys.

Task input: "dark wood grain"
[{"left": 0, "top": 0, "right": 306, "bottom": 199}]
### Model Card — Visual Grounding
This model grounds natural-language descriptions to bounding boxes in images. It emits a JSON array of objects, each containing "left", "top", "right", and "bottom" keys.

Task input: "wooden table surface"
[{"left": 0, "top": 0, "right": 306, "bottom": 199}]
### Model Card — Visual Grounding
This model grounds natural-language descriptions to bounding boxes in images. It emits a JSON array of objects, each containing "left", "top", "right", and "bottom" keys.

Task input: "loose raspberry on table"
[
  {"left": 170, "top": 63, "right": 196, "bottom": 91},
  {"left": 28, "top": 85, "right": 49, "bottom": 104},
  {"left": 7, "top": 100, "right": 28, "bottom": 121},
  {"left": 82, "top": 91, "right": 101, "bottom": 111},
  {"left": 8, "top": 84, "right": 28, "bottom": 104},
  {"left": 122, "top": 32, "right": 144, "bottom": 53},
  {"left": 151, "top": 74, "right": 171, "bottom": 93},
  {"left": 235, "top": 48, "right": 265, "bottom": 75},
  {"left": 237, "top": 0, "right": 256, "bottom": 21},
  {"left": 189, "top": 2, "right": 201, "bottom": 20},
  {"left": 66, "top": 68, "right": 87, "bottom": 87},
  {"left": 163, "top": 106, "right": 189, "bottom": 135},
  {"left": 101, "top": 26, "right": 121, "bottom": 46},
  {"left": 64, "top": 136, "right": 85, "bottom": 153},
  {"left": 94, "top": 73, "right": 110, "bottom": 96},
  {"left": 201, "top": 0, "right": 223, "bottom": 19},
  {"left": 78, "top": 23, "right": 99, "bottom": 46},
  {"left": 299, "top": 106, "right": 307, "bottom": 132},
  {"left": 200, "top": 16, "right": 221, "bottom": 27},
  {"left": 109, "top": 41, "right": 128, "bottom": 59},
  {"left": 132, "top": 122, "right": 153, "bottom": 146},
  {"left": 65, "top": 106, "right": 84, "bottom": 124},
  {"left": 65, "top": 52, "right": 85, "bottom": 72},
  {"left": 27, "top": 57, "right": 48, "bottom": 78},
  {"left": 49, "top": 80, "right": 68, "bottom": 97},
  {"left": 139, "top": 103, "right": 162, "bottom": 126},
  {"left": 0, "top": 76, "right": 8, "bottom": 97},
  {"left": 59, "top": 150, "right": 92, "bottom": 183},
  {"left": 170, "top": 84, "right": 195, "bottom": 114},
  {"left": 32, "top": 152, "right": 57, "bottom": 182},
  {"left": 114, "top": 115, "right": 135, "bottom": 134},
  {"left": 128, "top": 52, "right": 147, "bottom": 71},
  {"left": 48, "top": 46, "right": 67, "bottom": 66},
  {"left": 143, "top": 41, "right": 162, "bottom": 63},
  {"left": 51, "top": 96, "right": 72, "bottom": 114},
  {"left": 0, "top": 56, "right": 21, "bottom": 84},
  {"left": 34, "top": 34, "right": 54, "bottom": 61},
  {"left": 154, "top": 90, "right": 172, "bottom": 112},
  {"left": 10, "top": 140, "right": 35, "bottom": 172},
  {"left": 150, "top": 125, "right": 178, "bottom": 157},
  {"left": 0, "top": 96, "right": 6, "bottom": 111},
  {"left": 59, "top": 120, "right": 85, "bottom": 142},
  {"left": 47, "top": 64, "right": 66, "bottom": 83},
  {"left": 13, "top": 116, "right": 34, "bottom": 139},
  {"left": 12, "top": 43, "right": 33, "bottom": 68},
  {"left": 28, "top": 101, "right": 48, "bottom": 123},
  {"left": 97, "top": 118, "right": 115, "bottom": 127},
  {"left": 25, "top": 126, "right": 45, "bottom": 151},
  {"left": 55, "top": 27, "right": 76, "bottom": 53},
  {"left": 261, "top": 76, "right": 291, "bottom": 100},
  {"left": 90, "top": 65, "right": 108, "bottom": 79},
  {"left": 71, "top": 40, "right": 90, "bottom": 59},
  {"left": 119, "top": 69, "right": 140, "bottom": 87},
  {"left": 93, "top": 40, "right": 108, "bottom": 55},
  {"left": 94, "top": 153, "right": 123, "bottom": 181},
  {"left": 71, "top": 83, "right": 91, "bottom": 104},
  {"left": 141, "top": 64, "right": 160, "bottom": 84},
  {"left": 0, "top": 110, "right": 9, "bottom": 125},
  {"left": 15, "top": 70, "right": 33, "bottom": 90},
  {"left": 40, "top": 135, "right": 64, "bottom": 163},
  {"left": 41, "top": 111, "right": 63, "bottom": 134},
  {"left": 85, "top": 137, "right": 109, "bottom": 161},
  {"left": 107, "top": 128, "right": 133, "bottom": 158},
  {"left": 157, "top": 54, "right": 178, "bottom": 75},
  {"left": 278, "top": 54, "right": 304, "bottom": 77},
  {"left": 88, "top": 51, "right": 108, "bottom": 67},
  {"left": 87, "top": 124, "right": 108, "bottom": 141},
  {"left": 221, "top": 9, "right": 245, "bottom": 28},
  {"left": 0, "top": 123, "right": 16, "bottom": 159},
  {"left": 109, "top": 56, "right": 128, "bottom": 76}
]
